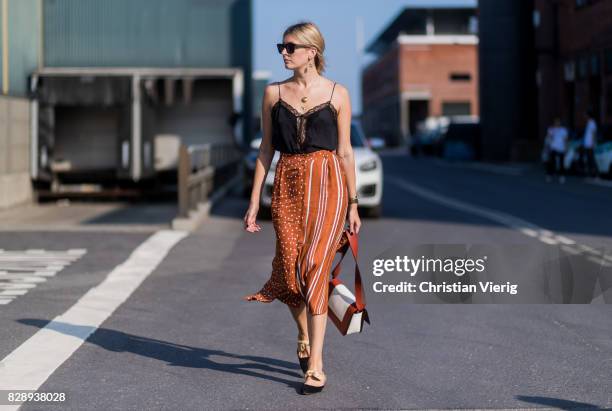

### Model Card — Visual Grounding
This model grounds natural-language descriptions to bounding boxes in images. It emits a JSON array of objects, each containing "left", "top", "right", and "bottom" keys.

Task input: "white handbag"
[{"left": 328, "top": 228, "right": 371, "bottom": 335}]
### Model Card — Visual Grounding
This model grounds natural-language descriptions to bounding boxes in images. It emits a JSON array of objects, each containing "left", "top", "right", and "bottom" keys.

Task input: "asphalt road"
[{"left": 1, "top": 153, "right": 611, "bottom": 410}]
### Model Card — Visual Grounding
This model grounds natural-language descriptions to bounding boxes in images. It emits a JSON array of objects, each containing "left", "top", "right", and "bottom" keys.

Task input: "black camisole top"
[{"left": 271, "top": 82, "right": 338, "bottom": 154}]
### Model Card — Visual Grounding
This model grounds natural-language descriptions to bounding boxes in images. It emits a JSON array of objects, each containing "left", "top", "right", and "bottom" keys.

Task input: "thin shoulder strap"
[
  {"left": 277, "top": 83, "right": 281, "bottom": 101},
  {"left": 329, "top": 82, "right": 337, "bottom": 101}
]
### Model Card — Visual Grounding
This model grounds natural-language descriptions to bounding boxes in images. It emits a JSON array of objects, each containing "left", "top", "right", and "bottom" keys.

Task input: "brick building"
[{"left": 362, "top": 4, "right": 479, "bottom": 147}]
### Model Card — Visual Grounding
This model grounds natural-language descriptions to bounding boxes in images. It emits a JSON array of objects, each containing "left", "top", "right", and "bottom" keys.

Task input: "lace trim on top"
[{"left": 273, "top": 98, "right": 338, "bottom": 147}]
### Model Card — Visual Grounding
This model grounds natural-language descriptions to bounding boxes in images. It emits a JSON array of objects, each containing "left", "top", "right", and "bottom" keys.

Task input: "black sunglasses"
[{"left": 276, "top": 42, "right": 311, "bottom": 54}]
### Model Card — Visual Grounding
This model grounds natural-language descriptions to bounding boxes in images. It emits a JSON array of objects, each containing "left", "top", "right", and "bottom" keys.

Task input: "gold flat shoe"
[
  {"left": 300, "top": 369, "right": 326, "bottom": 395},
  {"left": 297, "top": 339, "right": 310, "bottom": 374}
]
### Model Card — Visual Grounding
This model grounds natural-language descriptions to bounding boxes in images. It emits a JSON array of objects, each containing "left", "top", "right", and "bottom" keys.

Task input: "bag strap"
[
  {"left": 331, "top": 228, "right": 351, "bottom": 279},
  {"left": 331, "top": 228, "right": 367, "bottom": 310}
]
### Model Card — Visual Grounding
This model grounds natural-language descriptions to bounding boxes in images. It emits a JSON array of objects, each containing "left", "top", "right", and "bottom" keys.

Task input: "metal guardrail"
[{"left": 177, "top": 143, "right": 242, "bottom": 218}]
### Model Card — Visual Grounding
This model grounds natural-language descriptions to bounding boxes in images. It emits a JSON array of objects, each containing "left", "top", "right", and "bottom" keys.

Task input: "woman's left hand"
[{"left": 348, "top": 205, "right": 361, "bottom": 235}]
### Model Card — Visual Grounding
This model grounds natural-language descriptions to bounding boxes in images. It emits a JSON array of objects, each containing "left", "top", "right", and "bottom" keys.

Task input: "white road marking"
[
  {"left": 0, "top": 229, "right": 188, "bottom": 409},
  {"left": 0, "top": 256, "right": 74, "bottom": 261},
  {"left": 555, "top": 235, "right": 576, "bottom": 245},
  {"left": 0, "top": 249, "right": 86, "bottom": 306},
  {"left": 33, "top": 271, "right": 57, "bottom": 277},
  {"left": 560, "top": 245, "right": 583, "bottom": 256},
  {"left": 388, "top": 176, "right": 610, "bottom": 263},
  {"left": 0, "top": 274, "right": 47, "bottom": 282},
  {"left": 0, "top": 283, "right": 36, "bottom": 289},
  {"left": 0, "top": 265, "right": 66, "bottom": 271},
  {"left": 0, "top": 290, "right": 29, "bottom": 296}
]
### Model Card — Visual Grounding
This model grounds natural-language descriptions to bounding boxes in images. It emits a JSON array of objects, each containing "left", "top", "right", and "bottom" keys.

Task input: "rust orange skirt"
[{"left": 244, "top": 149, "right": 348, "bottom": 315}]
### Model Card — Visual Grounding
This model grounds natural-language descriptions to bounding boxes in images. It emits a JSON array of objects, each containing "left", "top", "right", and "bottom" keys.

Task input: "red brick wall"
[
  {"left": 362, "top": 45, "right": 403, "bottom": 145},
  {"left": 558, "top": 0, "right": 612, "bottom": 53},
  {"left": 361, "top": 42, "right": 479, "bottom": 146},
  {"left": 399, "top": 43, "right": 479, "bottom": 116},
  {"left": 362, "top": 46, "right": 400, "bottom": 106}
]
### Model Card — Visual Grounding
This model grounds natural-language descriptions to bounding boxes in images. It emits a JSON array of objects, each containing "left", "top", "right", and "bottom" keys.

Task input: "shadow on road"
[
  {"left": 17, "top": 318, "right": 305, "bottom": 391},
  {"left": 515, "top": 394, "right": 605, "bottom": 410}
]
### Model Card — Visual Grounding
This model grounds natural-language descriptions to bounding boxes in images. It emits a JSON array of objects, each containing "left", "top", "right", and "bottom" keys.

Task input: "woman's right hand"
[{"left": 244, "top": 203, "right": 261, "bottom": 232}]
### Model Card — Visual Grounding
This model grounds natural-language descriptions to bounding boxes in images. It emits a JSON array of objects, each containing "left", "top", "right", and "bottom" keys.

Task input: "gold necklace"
[{"left": 298, "top": 78, "right": 322, "bottom": 112}]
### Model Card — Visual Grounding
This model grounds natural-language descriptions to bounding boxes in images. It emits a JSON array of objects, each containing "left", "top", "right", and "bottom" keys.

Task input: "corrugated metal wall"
[
  {"left": 0, "top": 0, "right": 41, "bottom": 96},
  {"left": 44, "top": 0, "right": 242, "bottom": 68},
  {"left": 42, "top": 0, "right": 253, "bottom": 144}
]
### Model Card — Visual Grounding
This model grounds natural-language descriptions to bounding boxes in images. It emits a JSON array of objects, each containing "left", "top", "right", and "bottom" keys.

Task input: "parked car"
[
  {"left": 247, "top": 120, "right": 383, "bottom": 218},
  {"left": 410, "top": 116, "right": 450, "bottom": 157},
  {"left": 242, "top": 131, "right": 262, "bottom": 197},
  {"left": 595, "top": 141, "right": 612, "bottom": 177},
  {"left": 562, "top": 137, "right": 584, "bottom": 175},
  {"left": 564, "top": 137, "right": 612, "bottom": 177},
  {"left": 367, "top": 136, "right": 386, "bottom": 150},
  {"left": 441, "top": 116, "right": 481, "bottom": 161}
]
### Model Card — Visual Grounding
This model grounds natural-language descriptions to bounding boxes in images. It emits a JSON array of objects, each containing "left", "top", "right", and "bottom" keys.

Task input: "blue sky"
[{"left": 253, "top": 0, "right": 477, "bottom": 114}]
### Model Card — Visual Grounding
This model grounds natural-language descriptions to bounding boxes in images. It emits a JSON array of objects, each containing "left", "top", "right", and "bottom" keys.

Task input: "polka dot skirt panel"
[{"left": 243, "top": 149, "right": 348, "bottom": 314}]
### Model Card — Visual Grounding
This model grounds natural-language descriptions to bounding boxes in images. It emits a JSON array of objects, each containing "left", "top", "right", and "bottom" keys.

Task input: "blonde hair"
[{"left": 283, "top": 21, "right": 326, "bottom": 74}]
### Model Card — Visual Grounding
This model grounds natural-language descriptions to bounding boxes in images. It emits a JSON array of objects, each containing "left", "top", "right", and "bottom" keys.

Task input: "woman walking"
[{"left": 242, "top": 21, "right": 361, "bottom": 395}]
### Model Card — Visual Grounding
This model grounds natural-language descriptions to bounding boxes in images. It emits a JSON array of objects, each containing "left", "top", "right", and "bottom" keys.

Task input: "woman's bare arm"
[{"left": 334, "top": 84, "right": 357, "bottom": 200}]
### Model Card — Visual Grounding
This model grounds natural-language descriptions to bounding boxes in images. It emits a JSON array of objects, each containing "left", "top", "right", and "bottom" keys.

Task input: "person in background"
[
  {"left": 545, "top": 117, "right": 568, "bottom": 183},
  {"left": 581, "top": 109, "right": 599, "bottom": 179}
]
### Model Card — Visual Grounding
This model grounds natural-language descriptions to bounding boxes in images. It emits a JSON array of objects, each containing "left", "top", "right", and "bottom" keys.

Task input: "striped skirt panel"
[{"left": 243, "top": 149, "right": 348, "bottom": 315}]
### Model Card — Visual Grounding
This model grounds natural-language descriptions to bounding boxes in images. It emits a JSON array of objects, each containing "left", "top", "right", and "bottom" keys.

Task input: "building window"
[
  {"left": 607, "top": 82, "right": 612, "bottom": 117},
  {"left": 442, "top": 102, "right": 471, "bottom": 116},
  {"left": 605, "top": 48, "right": 612, "bottom": 75},
  {"left": 533, "top": 10, "right": 541, "bottom": 28},
  {"left": 577, "top": 55, "right": 589, "bottom": 79},
  {"left": 590, "top": 53, "right": 600, "bottom": 76},
  {"left": 575, "top": 0, "right": 600, "bottom": 8},
  {"left": 449, "top": 73, "right": 471, "bottom": 82},
  {"left": 400, "top": 9, "right": 427, "bottom": 35},
  {"left": 432, "top": 9, "right": 477, "bottom": 35},
  {"left": 468, "top": 16, "right": 478, "bottom": 34},
  {"left": 564, "top": 61, "right": 576, "bottom": 82}
]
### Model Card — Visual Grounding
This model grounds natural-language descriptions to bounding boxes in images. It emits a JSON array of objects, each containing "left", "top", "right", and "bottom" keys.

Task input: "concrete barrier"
[{"left": 0, "top": 96, "right": 33, "bottom": 210}]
